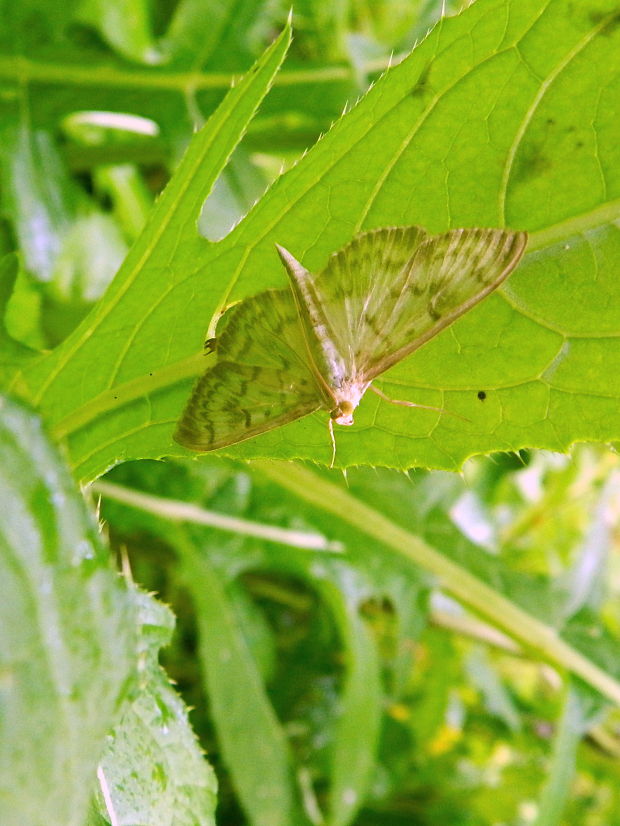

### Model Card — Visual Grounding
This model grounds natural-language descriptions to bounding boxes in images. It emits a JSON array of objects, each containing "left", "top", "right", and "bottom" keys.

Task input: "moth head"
[{"left": 331, "top": 401, "right": 355, "bottom": 427}]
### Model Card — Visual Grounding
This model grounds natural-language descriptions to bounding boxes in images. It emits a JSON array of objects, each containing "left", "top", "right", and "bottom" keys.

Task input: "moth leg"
[
  {"left": 204, "top": 337, "right": 217, "bottom": 354},
  {"left": 370, "top": 384, "right": 470, "bottom": 422},
  {"left": 369, "top": 382, "right": 447, "bottom": 414},
  {"left": 328, "top": 417, "right": 337, "bottom": 469}
]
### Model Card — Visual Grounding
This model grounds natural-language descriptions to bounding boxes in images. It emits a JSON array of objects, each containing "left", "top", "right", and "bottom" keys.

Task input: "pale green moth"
[{"left": 174, "top": 226, "right": 527, "bottom": 458}]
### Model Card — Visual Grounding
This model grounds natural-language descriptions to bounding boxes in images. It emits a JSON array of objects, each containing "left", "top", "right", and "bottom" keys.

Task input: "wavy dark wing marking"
[
  {"left": 174, "top": 361, "right": 321, "bottom": 451},
  {"left": 216, "top": 289, "right": 308, "bottom": 368},
  {"left": 306, "top": 226, "right": 527, "bottom": 382},
  {"left": 174, "top": 289, "right": 322, "bottom": 452},
  {"left": 360, "top": 228, "right": 527, "bottom": 380}
]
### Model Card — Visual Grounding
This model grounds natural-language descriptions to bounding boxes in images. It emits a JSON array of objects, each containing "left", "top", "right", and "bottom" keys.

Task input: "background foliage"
[{"left": 2, "top": 1, "right": 620, "bottom": 825}]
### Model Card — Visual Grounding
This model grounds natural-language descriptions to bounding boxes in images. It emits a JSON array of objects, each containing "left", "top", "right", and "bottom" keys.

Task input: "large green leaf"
[
  {"left": 0, "top": 395, "right": 136, "bottom": 826},
  {"left": 16, "top": 0, "right": 620, "bottom": 478},
  {"left": 95, "top": 591, "right": 217, "bottom": 826}
]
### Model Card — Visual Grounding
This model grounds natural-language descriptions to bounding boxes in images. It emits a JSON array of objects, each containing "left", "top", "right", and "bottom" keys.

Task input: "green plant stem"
[
  {"left": 92, "top": 479, "right": 343, "bottom": 552},
  {"left": 0, "top": 54, "right": 397, "bottom": 93},
  {"left": 255, "top": 460, "right": 620, "bottom": 707},
  {"left": 430, "top": 609, "right": 521, "bottom": 654}
]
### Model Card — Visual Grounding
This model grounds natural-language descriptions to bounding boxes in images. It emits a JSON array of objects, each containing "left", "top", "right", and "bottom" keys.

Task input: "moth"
[{"left": 174, "top": 226, "right": 527, "bottom": 459}]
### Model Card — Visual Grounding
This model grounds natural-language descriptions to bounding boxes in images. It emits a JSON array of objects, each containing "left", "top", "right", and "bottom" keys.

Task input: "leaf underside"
[{"left": 13, "top": 0, "right": 620, "bottom": 478}]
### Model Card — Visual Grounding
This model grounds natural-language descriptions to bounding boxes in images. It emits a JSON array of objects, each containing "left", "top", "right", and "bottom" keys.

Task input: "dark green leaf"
[{"left": 0, "top": 395, "right": 136, "bottom": 826}]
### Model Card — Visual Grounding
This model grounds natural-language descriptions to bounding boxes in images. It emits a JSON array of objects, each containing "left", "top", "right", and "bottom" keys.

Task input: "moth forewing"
[
  {"left": 173, "top": 289, "right": 324, "bottom": 451},
  {"left": 362, "top": 228, "right": 528, "bottom": 382},
  {"left": 173, "top": 359, "right": 323, "bottom": 452}
]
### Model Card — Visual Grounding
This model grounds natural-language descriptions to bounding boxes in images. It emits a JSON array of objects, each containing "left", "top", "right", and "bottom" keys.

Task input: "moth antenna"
[{"left": 328, "top": 417, "right": 337, "bottom": 468}]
